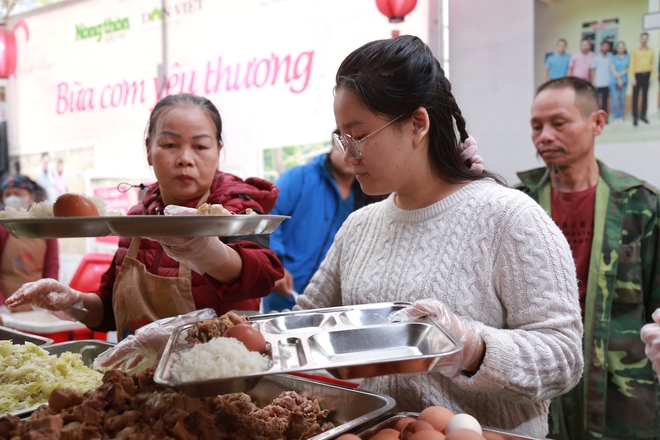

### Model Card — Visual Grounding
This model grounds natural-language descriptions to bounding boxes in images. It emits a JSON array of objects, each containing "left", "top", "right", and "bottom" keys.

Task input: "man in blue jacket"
[{"left": 262, "top": 130, "right": 373, "bottom": 313}]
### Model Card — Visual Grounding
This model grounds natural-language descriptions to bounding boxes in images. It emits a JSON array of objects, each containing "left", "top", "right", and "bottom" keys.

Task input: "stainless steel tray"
[
  {"left": 353, "top": 412, "right": 544, "bottom": 440},
  {"left": 155, "top": 302, "right": 462, "bottom": 396},
  {"left": 0, "top": 325, "right": 53, "bottom": 346},
  {"left": 104, "top": 214, "right": 289, "bottom": 237},
  {"left": 44, "top": 339, "right": 115, "bottom": 365},
  {"left": 0, "top": 214, "right": 290, "bottom": 238},
  {"left": 247, "top": 374, "right": 395, "bottom": 440},
  {"left": 8, "top": 340, "right": 113, "bottom": 419},
  {"left": 0, "top": 217, "right": 111, "bottom": 238}
]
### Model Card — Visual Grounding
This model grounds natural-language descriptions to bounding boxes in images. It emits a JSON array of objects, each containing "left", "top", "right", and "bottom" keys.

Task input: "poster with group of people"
[{"left": 535, "top": 0, "right": 659, "bottom": 144}]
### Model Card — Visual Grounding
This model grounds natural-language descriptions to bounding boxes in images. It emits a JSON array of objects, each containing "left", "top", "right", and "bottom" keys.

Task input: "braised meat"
[
  {"left": 185, "top": 311, "right": 250, "bottom": 344},
  {"left": 0, "top": 369, "right": 335, "bottom": 440}
]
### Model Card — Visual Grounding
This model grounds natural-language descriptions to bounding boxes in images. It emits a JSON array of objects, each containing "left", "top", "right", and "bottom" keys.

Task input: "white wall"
[{"left": 447, "top": 0, "right": 538, "bottom": 186}]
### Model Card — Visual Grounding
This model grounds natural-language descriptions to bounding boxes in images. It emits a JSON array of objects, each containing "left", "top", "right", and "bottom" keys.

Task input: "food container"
[
  {"left": 155, "top": 302, "right": 462, "bottom": 396},
  {"left": 247, "top": 374, "right": 395, "bottom": 440},
  {"left": 352, "top": 412, "right": 544, "bottom": 440},
  {"left": 0, "top": 325, "right": 53, "bottom": 346},
  {"left": 8, "top": 340, "right": 113, "bottom": 419},
  {"left": 43, "top": 339, "right": 115, "bottom": 365},
  {"left": 1, "top": 310, "right": 102, "bottom": 343}
]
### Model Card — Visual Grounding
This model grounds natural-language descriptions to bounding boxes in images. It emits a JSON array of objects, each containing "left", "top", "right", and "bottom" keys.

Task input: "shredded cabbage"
[{"left": 0, "top": 341, "right": 103, "bottom": 414}]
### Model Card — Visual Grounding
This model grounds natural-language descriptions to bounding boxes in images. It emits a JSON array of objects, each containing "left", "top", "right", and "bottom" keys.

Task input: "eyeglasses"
[{"left": 333, "top": 115, "right": 403, "bottom": 160}]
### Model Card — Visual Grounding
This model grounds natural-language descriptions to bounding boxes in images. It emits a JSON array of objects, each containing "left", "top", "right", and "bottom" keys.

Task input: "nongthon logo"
[{"left": 76, "top": 17, "right": 130, "bottom": 42}]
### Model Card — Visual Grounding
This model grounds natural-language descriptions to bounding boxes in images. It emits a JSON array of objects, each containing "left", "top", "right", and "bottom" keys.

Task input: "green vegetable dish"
[{"left": 0, "top": 341, "right": 103, "bottom": 414}]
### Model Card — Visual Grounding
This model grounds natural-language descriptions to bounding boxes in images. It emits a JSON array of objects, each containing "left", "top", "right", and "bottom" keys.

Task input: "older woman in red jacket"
[{"left": 6, "top": 94, "right": 283, "bottom": 340}]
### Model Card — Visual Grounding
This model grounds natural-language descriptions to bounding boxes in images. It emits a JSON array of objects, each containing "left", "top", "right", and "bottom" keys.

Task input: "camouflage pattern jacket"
[{"left": 516, "top": 160, "right": 660, "bottom": 439}]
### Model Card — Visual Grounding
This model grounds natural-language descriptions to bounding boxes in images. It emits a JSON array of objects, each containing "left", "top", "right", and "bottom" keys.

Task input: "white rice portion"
[
  {"left": 170, "top": 337, "right": 270, "bottom": 383},
  {"left": 29, "top": 201, "right": 55, "bottom": 217},
  {"left": 0, "top": 196, "right": 120, "bottom": 218}
]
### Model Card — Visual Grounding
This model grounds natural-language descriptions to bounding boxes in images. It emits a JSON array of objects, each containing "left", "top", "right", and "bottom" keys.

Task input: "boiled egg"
[
  {"left": 394, "top": 416, "right": 417, "bottom": 432},
  {"left": 400, "top": 420, "right": 436, "bottom": 440},
  {"left": 445, "top": 414, "right": 482, "bottom": 435},
  {"left": 53, "top": 193, "right": 99, "bottom": 217},
  {"left": 410, "top": 430, "right": 447, "bottom": 440},
  {"left": 418, "top": 406, "right": 456, "bottom": 432},
  {"left": 224, "top": 323, "right": 267, "bottom": 353},
  {"left": 444, "top": 428, "right": 486, "bottom": 440}
]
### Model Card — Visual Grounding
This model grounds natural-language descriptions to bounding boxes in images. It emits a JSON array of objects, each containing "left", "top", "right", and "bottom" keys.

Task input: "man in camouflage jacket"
[{"left": 517, "top": 77, "right": 660, "bottom": 439}]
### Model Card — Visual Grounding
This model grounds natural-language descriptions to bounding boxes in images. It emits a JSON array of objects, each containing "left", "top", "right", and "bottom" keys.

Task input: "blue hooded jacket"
[{"left": 263, "top": 153, "right": 363, "bottom": 312}]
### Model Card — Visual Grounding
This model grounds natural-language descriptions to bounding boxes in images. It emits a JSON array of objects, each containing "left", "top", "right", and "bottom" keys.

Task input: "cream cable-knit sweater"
[{"left": 296, "top": 179, "right": 583, "bottom": 438}]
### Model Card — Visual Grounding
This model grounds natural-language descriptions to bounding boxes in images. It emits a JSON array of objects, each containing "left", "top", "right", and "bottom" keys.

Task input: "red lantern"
[
  {"left": 376, "top": 0, "right": 418, "bottom": 23},
  {"left": 0, "top": 26, "right": 17, "bottom": 78}
]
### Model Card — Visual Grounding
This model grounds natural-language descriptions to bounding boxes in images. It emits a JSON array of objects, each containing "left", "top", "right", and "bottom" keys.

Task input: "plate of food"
[
  {"left": 0, "top": 194, "right": 289, "bottom": 238},
  {"left": 154, "top": 303, "right": 463, "bottom": 397},
  {"left": 3, "top": 368, "right": 394, "bottom": 440},
  {"left": 2, "top": 340, "right": 111, "bottom": 417}
]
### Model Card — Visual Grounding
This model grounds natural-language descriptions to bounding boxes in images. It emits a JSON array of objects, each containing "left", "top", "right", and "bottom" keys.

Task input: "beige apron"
[
  {"left": 1, "top": 235, "right": 46, "bottom": 303},
  {"left": 112, "top": 237, "right": 195, "bottom": 341}
]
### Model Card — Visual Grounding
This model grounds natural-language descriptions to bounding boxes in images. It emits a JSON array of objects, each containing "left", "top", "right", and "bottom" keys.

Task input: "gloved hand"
[
  {"left": 150, "top": 236, "right": 230, "bottom": 274},
  {"left": 389, "top": 299, "right": 485, "bottom": 376},
  {"left": 93, "top": 308, "right": 217, "bottom": 373},
  {"left": 5, "top": 279, "right": 88, "bottom": 321},
  {"left": 641, "top": 308, "right": 660, "bottom": 376}
]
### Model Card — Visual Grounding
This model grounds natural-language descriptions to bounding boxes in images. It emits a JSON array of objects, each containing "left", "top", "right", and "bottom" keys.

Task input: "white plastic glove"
[
  {"left": 389, "top": 299, "right": 485, "bottom": 376},
  {"left": 93, "top": 308, "right": 217, "bottom": 373},
  {"left": 151, "top": 236, "right": 230, "bottom": 274},
  {"left": 641, "top": 308, "right": 660, "bottom": 376},
  {"left": 5, "top": 278, "right": 88, "bottom": 321}
]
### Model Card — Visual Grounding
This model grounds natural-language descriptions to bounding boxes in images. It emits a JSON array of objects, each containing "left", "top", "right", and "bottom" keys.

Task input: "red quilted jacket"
[{"left": 92, "top": 171, "right": 284, "bottom": 332}]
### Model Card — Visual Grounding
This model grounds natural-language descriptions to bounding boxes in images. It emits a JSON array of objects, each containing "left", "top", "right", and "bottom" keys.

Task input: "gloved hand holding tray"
[{"left": 154, "top": 302, "right": 463, "bottom": 397}]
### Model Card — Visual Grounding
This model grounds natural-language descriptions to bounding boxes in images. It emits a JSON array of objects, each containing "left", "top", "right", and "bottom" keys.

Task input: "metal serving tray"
[
  {"left": 104, "top": 214, "right": 289, "bottom": 237},
  {"left": 353, "top": 412, "right": 544, "bottom": 440},
  {"left": 155, "top": 302, "right": 462, "bottom": 396},
  {"left": 247, "top": 374, "right": 395, "bottom": 440},
  {"left": 0, "top": 325, "right": 53, "bottom": 346},
  {"left": 44, "top": 340, "right": 115, "bottom": 365},
  {"left": 0, "top": 217, "right": 111, "bottom": 238},
  {"left": 8, "top": 340, "right": 113, "bottom": 419},
  {"left": 9, "top": 339, "right": 114, "bottom": 418},
  {"left": 0, "top": 214, "right": 290, "bottom": 238}
]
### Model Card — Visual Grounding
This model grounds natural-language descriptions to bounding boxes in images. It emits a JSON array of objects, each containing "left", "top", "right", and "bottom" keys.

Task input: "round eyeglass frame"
[{"left": 333, "top": 115, "right": 403, "bottom": 160}]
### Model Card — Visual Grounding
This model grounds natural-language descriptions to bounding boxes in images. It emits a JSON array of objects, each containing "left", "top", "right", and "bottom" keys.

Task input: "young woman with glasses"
[{"left": 295, "top": 35, "right": 583, "bottom": 439}]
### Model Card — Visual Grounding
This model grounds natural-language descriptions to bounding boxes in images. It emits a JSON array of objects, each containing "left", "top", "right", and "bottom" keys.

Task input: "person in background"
[
  {"left": 630, "top": 32, "right": 654, "bottom": 126},
  {"left": 35, "top": 152, "right": 55, "bottom": 202},
  {"left": 53, "top": 158, "right": 68, "bottom": 198},
  {"left": 517, "top": 76, "right": 660, "bottom": 440},
  {"left": 0, "top": 175, "right": 58, "bottom": 310},
  {"left": 590, "top": 41, "right": 612, "bottom": 122},
  {"left": 545, "top": 38, "right": 571, "bottom": 82},
  {"left": 569, "top": 38, "right": 595, "bottom": 80},
  {"left": 296, "top": 35, "right": 583, "bottom": 439},
  {"left": 609, "top": 41, "right": 630, "bottom": 127},
  {"left": 7, "top": 93, "right": 284, "bottom": 342},
  {"left": 262, "top": 130, "right": 374, "bottom": 313}
]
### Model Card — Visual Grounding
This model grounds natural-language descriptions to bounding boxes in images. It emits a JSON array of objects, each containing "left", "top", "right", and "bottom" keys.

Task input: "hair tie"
[{"left": 459, "top": 135, "right": 484, "bottom": 174}]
